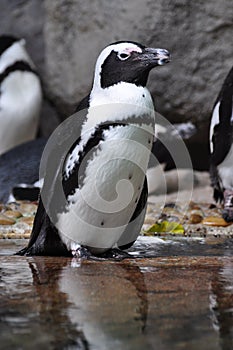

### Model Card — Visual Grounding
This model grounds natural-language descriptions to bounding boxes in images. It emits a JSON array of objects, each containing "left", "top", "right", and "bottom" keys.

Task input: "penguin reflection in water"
[
  {"left": 18, "top": 41, "right": 170, "bottom": 257},
  {"left": 209, "top": 66, "right": 233, "bottom": 222}
]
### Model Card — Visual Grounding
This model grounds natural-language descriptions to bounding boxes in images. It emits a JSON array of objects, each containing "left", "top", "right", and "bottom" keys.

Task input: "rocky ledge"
[
  {"left": 0, "top": 202, "right": 37, "bottom": 239},
  {"left": 0, "top": 184, "right": 232, "bottom": 241}
]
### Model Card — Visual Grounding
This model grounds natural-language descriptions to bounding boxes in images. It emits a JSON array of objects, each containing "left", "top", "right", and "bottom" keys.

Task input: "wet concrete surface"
[{"left": 0, "top": 238, "right": 233, "bottom": 350}]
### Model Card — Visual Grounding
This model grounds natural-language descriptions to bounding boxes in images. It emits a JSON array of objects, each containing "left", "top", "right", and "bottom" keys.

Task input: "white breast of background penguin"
[
  {"left": 58, "top": 81, "right": 155, "bottom": 252},
  {"left": 209, "top": 101, "right": 220, "bottom": 154},
  {"left": 0, "top": 71, "right": 42, "bottom": 154},
  {"left": 0, "top": 39, "right": 42, "bottom": 154},
  {"left": 210, "top": 99, "right": 233, "bottom": 189}
]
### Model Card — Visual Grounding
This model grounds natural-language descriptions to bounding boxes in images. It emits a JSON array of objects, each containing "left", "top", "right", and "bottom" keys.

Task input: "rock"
[
  {"left": 0, "top": 214, "right": 15, "bottom": 225},
  {"left": 18, "top": 217, "right": 34, "bottom": 225},
  {"left": 148, "top": 169, "right": 210, "bottom": 196},
  {"left": 144, "top": 217, "right": 157, "bottom": 226},
  {"left": 0, "top": 204, "right": 6, "bottom": 211},
  {"left": 189, "top": 202, "right": 201, "bottom": 210},
  {"left": 202, "top": 216, "right": 232, "bottom": 227},
  {"left": 189, "top": 210, "right": 203, "bottom": 224},
  {"left": 3, "top": 210, "right": 22, "bottom": 219},
  {"left": 43, "top": 0, "right": 233, "bottom": 123},
  {"left": 161, "top": 207, "right": 185, "bottom": 222},
  {"left": 0, "top": 1, "right": 232, "bottom": 169},
  {"left": 0, "top": 200, "right": 37, "bottom": 238},
  {"left": 42, "top": 0, "right": 233, "bottom": 174},
  {"left": 18, "top": 203, "right": 38, "bottom": 215},
  {"left": 2, "top": 2, "right": 232, "bottom": 137},
  {"left": 0, "top": 2, "right": 231, "bottom": 169}
]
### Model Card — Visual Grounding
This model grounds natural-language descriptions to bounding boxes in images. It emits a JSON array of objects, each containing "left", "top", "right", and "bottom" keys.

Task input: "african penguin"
[
  {"left": 0, "top": 35, "right": 42, "bottom": 155},
  {"left": 209, "top": 66, "right": 233, "bottom": 221},
  {"left": 17, "top": 41, "right": 170, "bottom": 257}
]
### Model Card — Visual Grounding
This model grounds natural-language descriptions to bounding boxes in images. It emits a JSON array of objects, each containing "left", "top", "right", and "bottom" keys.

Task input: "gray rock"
[
  {"left": 43, "top": 0, "right": 233, "bottom": 125},
  {"left": 0, "top": 0, "right": 232, "bottom": 155},
  {"left": 147, "top": 168, "right": 210, "bottom": 195}
]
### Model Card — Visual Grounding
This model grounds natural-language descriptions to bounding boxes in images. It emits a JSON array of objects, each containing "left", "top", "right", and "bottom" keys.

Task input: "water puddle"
[
  {"left": 0, "top": 238, "right": 232, "bottom": 349},
  {"left": 128, "top": 236, "right": 233, "bottom": 258}
]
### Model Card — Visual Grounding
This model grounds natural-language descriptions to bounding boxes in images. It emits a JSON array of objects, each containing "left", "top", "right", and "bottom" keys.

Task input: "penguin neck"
[
  {"left": 82, "top": 82, "right": 155, "bottom": 135},
  {"left": 0, "top": 41, "right": 32, "bottom": 74},
  {"left": 90, "top": 81, "right": 153, "bottom": 107}
]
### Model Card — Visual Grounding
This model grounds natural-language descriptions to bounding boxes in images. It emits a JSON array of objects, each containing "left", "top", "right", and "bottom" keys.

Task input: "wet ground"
[{"left": 1, "top": 237, "right": 233, "bottom": 350}]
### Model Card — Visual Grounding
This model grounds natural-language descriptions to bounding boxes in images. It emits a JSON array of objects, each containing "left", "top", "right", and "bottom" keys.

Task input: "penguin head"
[
  {"left": 93, "top": 41, "right": 170, "bottom": 90},
  {"left": 0, "top": 34, "right": 32, "bottom": 73}
]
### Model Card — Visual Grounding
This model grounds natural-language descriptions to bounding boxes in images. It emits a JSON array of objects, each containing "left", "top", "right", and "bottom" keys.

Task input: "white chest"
[
  {"left": 209, "top": 102, "right": 220, "bottom": 154},
  {"left": 58, "top": 123, "right": 154, "bottom": 252}
]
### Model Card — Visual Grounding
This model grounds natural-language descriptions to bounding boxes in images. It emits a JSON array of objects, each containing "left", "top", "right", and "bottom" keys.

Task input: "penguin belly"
[{"left": 57, "top": 123, "right": 153, "bottom": 253}]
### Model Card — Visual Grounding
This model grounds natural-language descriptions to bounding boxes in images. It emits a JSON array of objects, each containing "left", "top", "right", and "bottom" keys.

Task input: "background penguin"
[
  {"left": 209, "top": 66, "right": 233, "bottom": 221},
  {"left": 17, "top": 41, "right": 170, "bottom": 257},
  {"left": 0, "top": 34, "right": 42, "bottom": 155}
]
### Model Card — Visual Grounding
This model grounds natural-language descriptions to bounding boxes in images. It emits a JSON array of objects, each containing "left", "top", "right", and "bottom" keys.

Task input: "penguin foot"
[
  {"left": 71, "top": 245, "right": 92, "bottom": 259},
  {"left": 15, "top": 247, "right": 29, "bottom": 256},
  {"left": 222, "top": 190, "right": 233, "bottom": 222},
  {"left": 70, "top": 247, "right": 132, "bottom": 264},
  {"left": 222, "top": 209, "right": 233, "bottom": 223},
  {"left": 97, "top": 248, "right": 133, "bottom": 261}
]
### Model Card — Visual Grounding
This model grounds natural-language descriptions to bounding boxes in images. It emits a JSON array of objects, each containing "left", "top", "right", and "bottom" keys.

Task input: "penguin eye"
[{"left": 118, "top": 52, "right": 131, "bottom": 61}]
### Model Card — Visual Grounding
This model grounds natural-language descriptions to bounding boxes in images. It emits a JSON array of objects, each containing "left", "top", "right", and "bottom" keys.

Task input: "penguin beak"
[{"left": 137, "top": 47, "right": 171, "bottom": 67}]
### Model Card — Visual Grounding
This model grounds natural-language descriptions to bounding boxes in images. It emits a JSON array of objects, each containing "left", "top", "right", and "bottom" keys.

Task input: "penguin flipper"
[
  {"left": 16, "top": 199, "right": 71, "bottom": 256},
  {"left": 118, "top": 177, "right": 148, "bottom": 250},
  {"left": 16, "top": 96, "right": 91, "bottom": 257}
]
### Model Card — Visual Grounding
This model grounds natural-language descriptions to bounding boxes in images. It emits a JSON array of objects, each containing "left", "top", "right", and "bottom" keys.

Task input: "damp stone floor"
[{"left": 0, "top": 195, "right": 233, "bottom": 350}]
